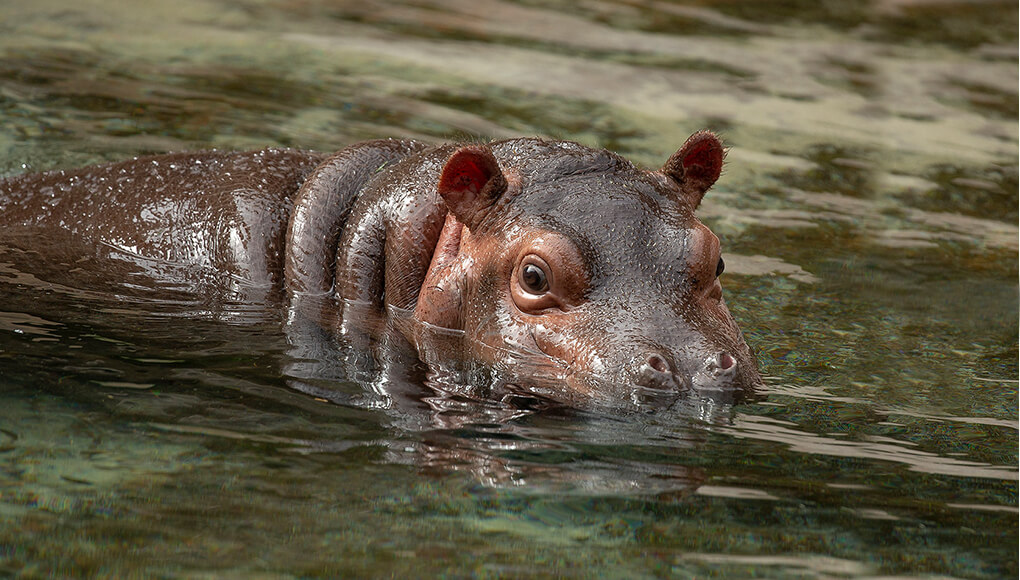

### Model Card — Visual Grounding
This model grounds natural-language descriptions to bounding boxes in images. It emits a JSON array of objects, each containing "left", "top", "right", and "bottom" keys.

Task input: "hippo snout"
[{"left": 635, "top": 349, "right": 745, "bottom": 394}]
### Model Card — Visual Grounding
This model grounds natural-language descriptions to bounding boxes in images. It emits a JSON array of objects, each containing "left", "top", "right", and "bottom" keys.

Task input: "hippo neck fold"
[{"left": 284, "top": 139, "right": 428, "bottom": 296}]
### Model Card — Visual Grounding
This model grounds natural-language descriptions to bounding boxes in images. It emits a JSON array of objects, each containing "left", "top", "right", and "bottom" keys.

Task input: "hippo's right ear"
[
  {"left": 661, "top": 131, "right": 725, "bottom": 209},
  {"left": 437, "top": 145, "right": 508, "bottom": 231}
]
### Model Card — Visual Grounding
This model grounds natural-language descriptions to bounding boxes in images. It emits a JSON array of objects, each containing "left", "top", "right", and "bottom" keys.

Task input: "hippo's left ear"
[
  {"left": 437, "top": 145, "right": 508, "bottom": 231},
  {"left": 661, "top": 131, "right": 725, "bottom": 209}
]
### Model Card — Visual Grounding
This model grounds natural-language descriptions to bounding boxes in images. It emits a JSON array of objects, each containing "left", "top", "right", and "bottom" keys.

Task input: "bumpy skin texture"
[
  {"left": 0, "top": 134, "right": 761, "bottom": 405},
  {"left": 1, "top": 149, "right": 327, "bottom": 301}
]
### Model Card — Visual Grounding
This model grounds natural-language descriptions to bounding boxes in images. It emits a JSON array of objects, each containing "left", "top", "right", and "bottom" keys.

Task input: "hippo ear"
[
  {"left": 437, "top": 145, "right": 508, "bottom": 231},
  {"left": 661, "top": 131, "right": 725, "bottom": 209}
]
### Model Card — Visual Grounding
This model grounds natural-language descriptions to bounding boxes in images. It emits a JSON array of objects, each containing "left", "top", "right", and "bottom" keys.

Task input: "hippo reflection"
[{"left": 0, "top": 132, "right": 761, "bottom": 407}]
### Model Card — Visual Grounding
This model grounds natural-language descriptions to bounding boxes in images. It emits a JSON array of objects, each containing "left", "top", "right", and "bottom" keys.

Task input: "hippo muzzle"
[{"left": 470, "top": 290, "right": 760, "bottom": 405}]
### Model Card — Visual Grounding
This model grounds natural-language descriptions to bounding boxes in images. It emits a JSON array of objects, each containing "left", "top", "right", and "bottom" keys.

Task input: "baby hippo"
[{"left": 0, "top": 132, "right": 761, "bottom": 406}]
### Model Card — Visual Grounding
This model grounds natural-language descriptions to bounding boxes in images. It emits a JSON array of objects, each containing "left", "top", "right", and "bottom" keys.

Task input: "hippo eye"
[
  {"left": 716, "top": 256, "right": 725, "bottom": 277},
  {"left": 520, "top": 263, "right": 550, "bottom": 294}
]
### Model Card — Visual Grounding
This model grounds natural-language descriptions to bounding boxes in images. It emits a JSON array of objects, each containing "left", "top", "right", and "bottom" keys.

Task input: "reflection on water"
[{"left": 0, "top": 0, "right": 1016, "bottom": 577}]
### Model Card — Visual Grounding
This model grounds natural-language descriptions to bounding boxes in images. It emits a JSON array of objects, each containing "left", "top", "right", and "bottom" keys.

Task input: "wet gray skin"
[
  {"left": 0, "top": 133, "right": 761, "bottom": 408},
  {"left": 0, "top": 149, "right": 328, "bottom": 301}
]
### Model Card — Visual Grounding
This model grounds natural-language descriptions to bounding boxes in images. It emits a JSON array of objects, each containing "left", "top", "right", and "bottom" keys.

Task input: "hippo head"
[{"left": 411, "top": 132, "right": 761, "bottom": 406}]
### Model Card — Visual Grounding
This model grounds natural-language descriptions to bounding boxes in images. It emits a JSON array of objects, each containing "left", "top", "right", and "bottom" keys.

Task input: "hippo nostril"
[
  {"left": 718, "top": 352, "right": 735, "bottom": 371},
  {"left": 692, "top": 351, "right": 741, "bottom": 392},
  {"left": 703, "top": 351, "right": 737, "bottom": 377},
  {"left": 647, "top": 354, "right": 670, "bottom": 374},
  {"left": 637, "top": 353, "right": 684, "bottom": 391}
]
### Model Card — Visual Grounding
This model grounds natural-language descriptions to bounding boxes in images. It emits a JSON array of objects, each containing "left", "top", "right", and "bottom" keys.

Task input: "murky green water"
[{"left": 1, "top": 0, "right": 1016, "bottom": 577}]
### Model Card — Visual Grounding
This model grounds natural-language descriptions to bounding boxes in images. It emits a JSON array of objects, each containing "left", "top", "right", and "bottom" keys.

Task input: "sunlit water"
[{"left": 1, "top": 0, "right": 1016, "bottom": 577}]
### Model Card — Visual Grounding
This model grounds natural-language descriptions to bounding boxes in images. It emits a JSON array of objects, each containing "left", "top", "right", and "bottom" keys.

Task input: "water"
[{"left": 1, "top": 0, "right": 1016, "bottom": 577}]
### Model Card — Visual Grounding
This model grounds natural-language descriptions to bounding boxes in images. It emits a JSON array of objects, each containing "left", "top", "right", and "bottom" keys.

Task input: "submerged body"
[{"left": 0, "top": 133, "right": 761, "bottom": 406}]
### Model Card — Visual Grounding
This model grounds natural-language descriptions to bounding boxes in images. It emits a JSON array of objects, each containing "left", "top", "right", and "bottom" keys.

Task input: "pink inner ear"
[
  {"left": 438, "top": 151, "right": 492, "bottom": 195},
  {"left": 682, "top": 136, "right": 723, "bottom": 185},
  {"left": 437, "top": 146, "right": 507, "bottom": 231}
]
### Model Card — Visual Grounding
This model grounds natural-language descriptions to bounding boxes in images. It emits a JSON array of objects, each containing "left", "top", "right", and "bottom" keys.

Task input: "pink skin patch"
[
  {"left": 413, "top": 212, "right": 467, "bottom": 330},
  {"left": 429, "top": 213, "right": 464, "bottom": 270}
]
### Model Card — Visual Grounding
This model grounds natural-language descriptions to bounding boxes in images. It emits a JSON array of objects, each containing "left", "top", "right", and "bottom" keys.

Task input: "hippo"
[{"left": 0, "top": 132, "right": 761, "bottom": 407}]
